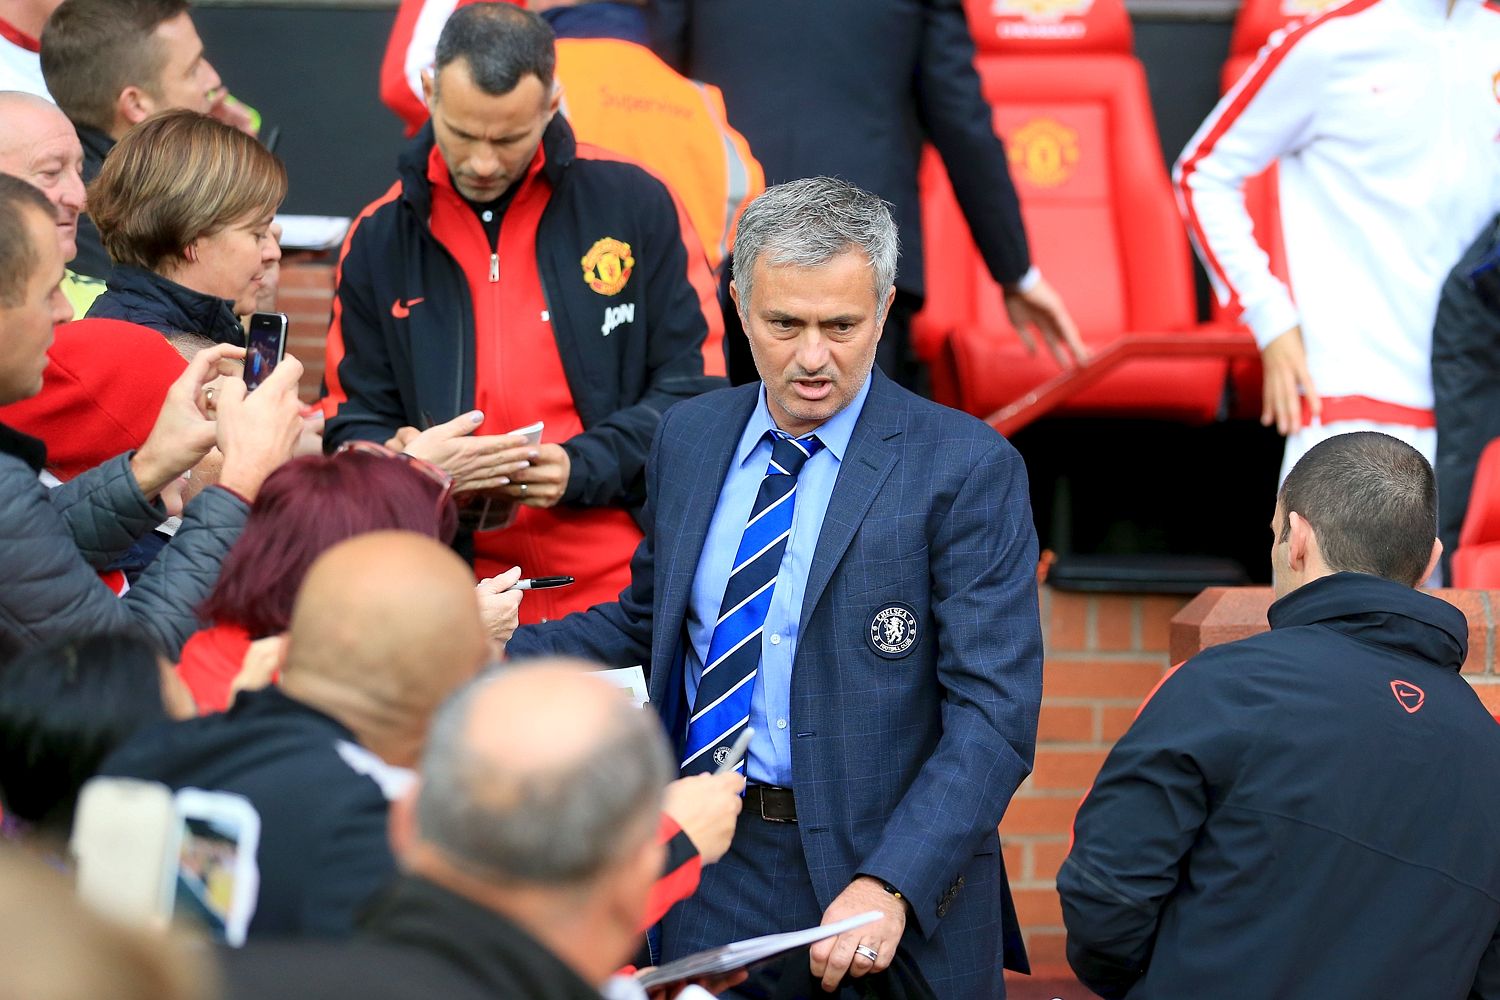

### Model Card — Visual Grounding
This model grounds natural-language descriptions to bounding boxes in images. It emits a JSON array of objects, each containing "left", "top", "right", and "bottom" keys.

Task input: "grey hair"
[
  {"left": 415, "top": 672, "right": 673, "bottom": 885},
  {"left": 433, "top": 3, "right": 555, "bottom": 98},
  {"left": 731, "top": 176, "right": 899, "bottom": 324}
]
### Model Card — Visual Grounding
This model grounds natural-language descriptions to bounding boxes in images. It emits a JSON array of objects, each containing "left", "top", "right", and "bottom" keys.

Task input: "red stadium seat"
[
  {"left": 914, "top": 0, "right": 1227, "bottom": 424},
  {"left": 1452, "top": 439, "right": 1500, "bottom": 588}
]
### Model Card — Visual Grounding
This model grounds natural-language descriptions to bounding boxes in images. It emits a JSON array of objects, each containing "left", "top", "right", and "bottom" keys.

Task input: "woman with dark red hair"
[{"left": 177, "top": 444, "right": 520, "bottom": 713}]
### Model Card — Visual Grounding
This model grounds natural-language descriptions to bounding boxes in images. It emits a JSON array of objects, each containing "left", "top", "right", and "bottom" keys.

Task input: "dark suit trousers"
[{"left": 662, "top": 810, "right": 846, "bottom": 1000}]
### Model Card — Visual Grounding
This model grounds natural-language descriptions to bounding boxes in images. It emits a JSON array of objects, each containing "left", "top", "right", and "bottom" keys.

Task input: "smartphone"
[
  {"left": 172, "top": 788, "right": 262, "bottom": 947},
  {"left": 71, "top": 777, "right": 180, "bottom": 928},
  {"left": 244, "top": 312, "right": 288, "bottom": 391},
  {"left": 458, "top": 420, "right": 546, "bottom": 533}
]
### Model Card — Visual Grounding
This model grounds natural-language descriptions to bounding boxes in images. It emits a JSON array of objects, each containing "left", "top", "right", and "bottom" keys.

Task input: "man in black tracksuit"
[
  {"left": 323, "top": 4, "right": 724, "bottom": 620},
  {"left": 1060, "top": 431, "right": 1500, "bottom": 999}
]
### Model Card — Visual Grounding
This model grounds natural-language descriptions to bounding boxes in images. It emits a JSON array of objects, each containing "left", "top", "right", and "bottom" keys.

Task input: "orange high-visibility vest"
[{"left": 554, "top": 37, "right": 763, "bottom": 273}]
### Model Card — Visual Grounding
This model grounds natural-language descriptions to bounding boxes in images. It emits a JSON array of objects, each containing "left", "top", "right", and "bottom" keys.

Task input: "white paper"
[
  {"left": 637, "top": 911, "right": 881, "bottom": 989},
  {"left": 596, "top": 665, "right": 649, "bottom": 707}
]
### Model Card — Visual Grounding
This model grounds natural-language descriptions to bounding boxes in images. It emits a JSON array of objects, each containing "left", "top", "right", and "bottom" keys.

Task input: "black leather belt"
[{"left": 745, "top": 784, "right": 797, "bottom": 823}]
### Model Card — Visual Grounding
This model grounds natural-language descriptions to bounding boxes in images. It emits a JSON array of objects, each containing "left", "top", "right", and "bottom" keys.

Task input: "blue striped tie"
[{"left": 681, "top": 430, "right": 824, "bottom": 775}]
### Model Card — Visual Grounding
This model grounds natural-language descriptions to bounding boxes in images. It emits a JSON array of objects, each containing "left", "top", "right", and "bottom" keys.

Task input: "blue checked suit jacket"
[{"left": 507, "top": 370, "right": 1042, "bottom": 992}]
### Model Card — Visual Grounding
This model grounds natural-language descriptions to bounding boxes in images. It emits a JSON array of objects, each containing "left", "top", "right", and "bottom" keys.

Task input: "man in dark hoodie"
[{"left": 1059, "top": 431, "right": 1500, "bottom": 999}]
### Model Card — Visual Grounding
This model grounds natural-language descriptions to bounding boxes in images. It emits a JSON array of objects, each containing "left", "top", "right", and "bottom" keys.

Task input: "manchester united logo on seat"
[
  {"left": 992, "top": 0, "right": 1094, "bottom": 20},
  {"left": 1007, "top": 119, "right": 1081, "bottom": 188},
  {"left": 581, "top": 237, "right": 635, "bottom": 296},
  {"left": 1280, "top": 0, "right": 1347, "bottom": 16}
]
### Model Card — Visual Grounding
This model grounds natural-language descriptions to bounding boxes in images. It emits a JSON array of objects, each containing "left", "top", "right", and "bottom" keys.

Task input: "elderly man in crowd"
[
  {"left": 0, "top": 90, "right": 100, "bottom": 312},
  {"left": 222, "top": 659, "right": 701, "bottom": 998}
]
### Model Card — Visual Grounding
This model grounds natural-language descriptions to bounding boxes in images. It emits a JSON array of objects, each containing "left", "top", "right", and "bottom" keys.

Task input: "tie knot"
[{"left": 768, "top": 431, "right": 823, "bottom": 477}]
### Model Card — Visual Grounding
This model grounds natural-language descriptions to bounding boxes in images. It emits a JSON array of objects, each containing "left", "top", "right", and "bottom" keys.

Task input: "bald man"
[
  {"left": 223, "top": 661, "right": 694, "bottom": 1000},
  {"left": 0, "top": 89, "right": 102, "bottom": 313},
  {"left": 101, "top": 531, "right": 492, "bottom": 941}
]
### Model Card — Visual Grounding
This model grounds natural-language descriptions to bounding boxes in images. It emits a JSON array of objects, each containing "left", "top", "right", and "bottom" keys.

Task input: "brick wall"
[
  {"left": 1005, "top": 588, "right": 1186, "bottom": 975},
  {"left": 278, "top": 258, "right": 336, "bottom": 403}
]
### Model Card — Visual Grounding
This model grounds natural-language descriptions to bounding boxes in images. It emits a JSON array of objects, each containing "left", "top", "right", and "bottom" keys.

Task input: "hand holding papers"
[{"left": 637, "top": 911, "right": 882, "bottom": 990}]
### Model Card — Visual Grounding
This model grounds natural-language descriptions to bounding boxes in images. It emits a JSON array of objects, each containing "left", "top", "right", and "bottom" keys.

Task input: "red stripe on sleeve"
[{"left": 1175, "top": 0, "right": 1382, "bottom": 314}]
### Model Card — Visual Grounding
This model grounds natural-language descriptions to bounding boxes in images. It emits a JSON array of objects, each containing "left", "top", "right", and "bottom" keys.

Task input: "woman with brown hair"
[{"left": 84, "top": 109, "right": 285, "bottom": 344}]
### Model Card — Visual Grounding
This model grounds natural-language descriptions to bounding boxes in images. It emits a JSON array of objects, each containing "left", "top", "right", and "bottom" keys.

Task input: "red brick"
[
  {"left": 1141, "top": 595, "right": 1190, "bottom": 655},
  {"left": 1437, "top": 590, "right": 1491, "bottom": 675},
  {"left": 1001, "top": 795, "right": 1081, "bottom": 838},
  {"left": 1019, "top": 930, "right": 1070, "bottom": 969},
  {"left": 1029, "top": 840, "right": 1072, "bottom": 882},
  {"left": 1468, "top": 680, "right": 1500, "bottom": 716},
  {"left": 1094, "top": 597, "right": 1135, "bottom": 652},
  {"left": 1047, "top": 589, "right": 1089, "bottom": 652},
  {"left": 1042, "top": 659, "right": 1166, "bottom": 701},
  {"left": 1011, "top": 887, "right": 1063, "bottom": 929},
  {"left": 1003, "top": 840, "right": 1026, "bottom": 880},
  {"left": 1098, "top": 705, "right": 1139, "bottom": 741},
  {"left": 1030, "top": 748, "right": 1109, "bottom": 791},
  {"left": 1037, "top": 704, "right": 1094, "bottom": 743}
]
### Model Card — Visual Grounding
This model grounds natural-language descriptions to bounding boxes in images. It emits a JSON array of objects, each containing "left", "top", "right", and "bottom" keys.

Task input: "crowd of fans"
[{"left": 0, "top": 0, "right": 1497, "bottom": 997}]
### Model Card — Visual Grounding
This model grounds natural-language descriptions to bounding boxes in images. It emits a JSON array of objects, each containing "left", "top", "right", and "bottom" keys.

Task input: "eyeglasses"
[{"left": 332, "top": 440, "right": 455, "bottom": 527}]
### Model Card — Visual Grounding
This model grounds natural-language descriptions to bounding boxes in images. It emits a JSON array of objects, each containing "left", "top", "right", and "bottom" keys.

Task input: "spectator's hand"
[
  {"left": 231, "top": 634, "right": 286, "bottom": 701},
  {"left": 385, "top": 426, "right": 421, "bottom": 451},
  {"left": 641, "top": 969, "right": 751, "bottom": 999},
  {"left": 662, "top": 772, "right": 745, "bottom": 865},
  {"left": 295, "top": 408, "right": 324, "bottom": 457},
  {"left": 809, "top": 876, "right": 906, "bottom": 991},
  {"left": 1261, "top": 325, "right": 1318, "bottom": 436},
  {"left": 207, "top": 91, "right": 258, "bottom": 136},
  {"left": 476, "top": 566, "right": 523, "bottom": 650},
  {"left": 399, "top": 411, "right": 532, "bottom": 493},
  {"left": 1002, "top": 274, "right": 1087, "bottom": 368},
  {"left": 214, "top": 354, "right": 305, "bottom": 501},
  {"left": 505, "top": 442, "right": 569, "bottom": 508},
  {"left": 131, "top": 343, "right": 246, "bottom": 499}
]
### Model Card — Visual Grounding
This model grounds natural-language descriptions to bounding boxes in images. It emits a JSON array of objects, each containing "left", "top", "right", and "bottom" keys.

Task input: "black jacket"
[
  {"left": 70, "top": 124, "right": 114, "bottom": 281},
  {"left": 1433, "top": 214, "right": 1500, "bottom": 571},
  {"left": 0, "top": 423, "right": 247, "bottom": 659},
  {"left": 85, "top": 265, "right": 246, "bottom": 345},
  {"left": 219, "top": 876, "right": 603, "bottom": 1000},
  {"left": 100, "top": 686, "right": 399, "bottom": 940},
  {"left": 1058, "top": 573, "right": 1500, "bottom": 999},
  {"left": 323, "top": 115, "right": 724, "bottom": 518},
  {"left": 652, "top": 0, "right": 1030, "bottom": 297}
]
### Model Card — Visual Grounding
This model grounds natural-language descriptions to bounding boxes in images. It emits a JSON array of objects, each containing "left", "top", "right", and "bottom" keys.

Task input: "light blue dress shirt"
[{"left": 683, "top": 376, "right": 872, "bottom": 786}]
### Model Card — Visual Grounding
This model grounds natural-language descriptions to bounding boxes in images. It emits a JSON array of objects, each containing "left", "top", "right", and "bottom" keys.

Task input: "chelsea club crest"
[{"left": 868, "top": 603, "right": 919, "bottom": 658}]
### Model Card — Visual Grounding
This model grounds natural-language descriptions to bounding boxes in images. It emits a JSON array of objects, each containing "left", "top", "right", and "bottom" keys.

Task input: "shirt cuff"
[{"left": 1009, "top": 266, "right": 1042, "bottom": 295}]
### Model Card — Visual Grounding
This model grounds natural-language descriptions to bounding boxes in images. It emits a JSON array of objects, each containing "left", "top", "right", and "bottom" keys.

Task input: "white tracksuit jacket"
[{"left": 1175, "top": 0, "right": 1500, "bottom": 438}]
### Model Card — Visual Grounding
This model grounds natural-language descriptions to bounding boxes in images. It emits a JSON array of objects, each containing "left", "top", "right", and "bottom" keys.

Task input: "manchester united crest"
[
  {"left": 992, "top": 0, "right": 1093, "bottom": 19},
  {"left": 581, "top": 237, "right": 635, "bottom": 296},
  {"left": 868, "top": 603, "right": 919, "bottom": 658},
  {"left": 1007, "top": 118, "right": 1081, "bottom": 189},
  {"left": 1279, "top": 0, "right": 1347, "bottom": 16}
]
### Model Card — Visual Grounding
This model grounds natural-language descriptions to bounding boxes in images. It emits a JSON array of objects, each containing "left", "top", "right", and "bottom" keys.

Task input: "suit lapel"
[
  {"left": 798, "top": 372, "right": 904, "bottom": 632},
  {"left": 652, "top": 385, "right": 760, "bottom": 671}
]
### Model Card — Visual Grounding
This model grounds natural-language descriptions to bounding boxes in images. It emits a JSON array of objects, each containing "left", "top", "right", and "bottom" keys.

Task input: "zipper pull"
[{"left": 489, "top": 253, "right": 499, "bottom": 283}]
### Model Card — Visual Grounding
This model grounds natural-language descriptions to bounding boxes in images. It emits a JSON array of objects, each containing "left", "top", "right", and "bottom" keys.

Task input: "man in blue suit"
[{"left": 506, "top": 176, "right": 1042, "bottom": 997}]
